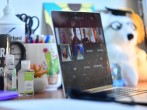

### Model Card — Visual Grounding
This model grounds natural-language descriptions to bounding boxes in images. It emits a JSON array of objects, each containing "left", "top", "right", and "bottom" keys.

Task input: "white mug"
[{"left": 24, "top": 43, "right": 62, "bottom": 90}]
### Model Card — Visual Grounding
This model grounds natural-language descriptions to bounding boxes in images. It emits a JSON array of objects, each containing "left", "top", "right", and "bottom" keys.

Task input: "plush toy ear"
[{"left": 130, "top": 12, "right": 145, "bottom": 44}]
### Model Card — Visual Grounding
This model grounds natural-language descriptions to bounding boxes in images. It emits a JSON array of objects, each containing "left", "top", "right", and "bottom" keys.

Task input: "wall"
[{"left": 0, "top": 0, "right": 138, "bottom": 35}]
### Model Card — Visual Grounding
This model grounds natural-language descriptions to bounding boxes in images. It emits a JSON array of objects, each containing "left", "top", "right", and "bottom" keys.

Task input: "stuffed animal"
[{"left": 101, "top": 8, "right": 147, "bottom": 87}]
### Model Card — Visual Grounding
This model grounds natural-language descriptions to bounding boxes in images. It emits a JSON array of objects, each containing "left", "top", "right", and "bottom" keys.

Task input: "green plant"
[{"left": 43, "top": 48, "right": 60, "bottom": 76}]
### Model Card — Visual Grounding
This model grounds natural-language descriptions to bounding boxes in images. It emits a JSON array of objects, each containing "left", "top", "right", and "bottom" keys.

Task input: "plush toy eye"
[
  {"left": 127, "top": 22, "right": 137, "bottom": 30},
  {"left": 109, "top": 21, "right": 122, "bottom": 30}
]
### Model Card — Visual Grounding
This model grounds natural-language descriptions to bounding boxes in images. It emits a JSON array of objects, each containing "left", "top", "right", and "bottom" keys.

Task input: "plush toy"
[{"left": 102, "top": 8, "right": 147, "bottom": 87}]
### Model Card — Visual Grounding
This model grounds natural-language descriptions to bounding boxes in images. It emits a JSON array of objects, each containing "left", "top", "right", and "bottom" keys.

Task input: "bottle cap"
[
  {"left": 3, "top": 0, "right": 15, "bottom": 15},
  {"left": 0, "top": 0, "right": 25, "bottom": 25},
  {"left": 21, "top": 60, "right": 30, "bottom": 69}
]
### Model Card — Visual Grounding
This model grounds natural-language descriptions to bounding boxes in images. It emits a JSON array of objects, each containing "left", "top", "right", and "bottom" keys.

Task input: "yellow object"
[
  {"left": 43, "top": 3, "right": 94, "bottom": 34},
  {"left": 56, "top": 3, "right": 94, "bottom": 12},
  {"left": 130, "top": 11, "right": 145, "bottom": 44},
  {"left": 30, "top": 64, "right": 48, "bottom": 78}
]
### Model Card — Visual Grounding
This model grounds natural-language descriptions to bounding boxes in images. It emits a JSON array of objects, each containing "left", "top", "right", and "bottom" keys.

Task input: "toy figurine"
[{"left": 102, "top": 7, "right": 147, "bottom": 87}]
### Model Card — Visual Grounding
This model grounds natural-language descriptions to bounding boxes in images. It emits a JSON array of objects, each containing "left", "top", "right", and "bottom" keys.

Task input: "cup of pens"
[
  {"left": 24, "top": 37, "right": 62, "bottom": 90},
  {"left": 25, "top": 34, "right": 54, "bottom": 43}
]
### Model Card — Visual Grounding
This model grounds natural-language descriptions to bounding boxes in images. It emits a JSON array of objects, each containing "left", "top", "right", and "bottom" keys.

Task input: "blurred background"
[{"left": 0, "top": 0, "right": 139, "bottom": 35}]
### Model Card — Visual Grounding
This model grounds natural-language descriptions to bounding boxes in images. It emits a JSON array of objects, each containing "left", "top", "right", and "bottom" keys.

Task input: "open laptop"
[{"left": 51, "top": 11, "right": 147, "bottom": 102}]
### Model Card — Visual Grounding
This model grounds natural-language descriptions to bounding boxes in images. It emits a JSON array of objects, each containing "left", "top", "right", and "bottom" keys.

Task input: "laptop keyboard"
[{"left": 93, "top": 88, "right": 147, "bottom": 98}]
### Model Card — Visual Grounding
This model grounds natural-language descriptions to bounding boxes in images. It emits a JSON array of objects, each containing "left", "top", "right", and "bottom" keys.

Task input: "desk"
[
  {"left": 15, "top": 89, "right": 64, "bottom": 100},
  {"left": 14, "top": 81, "right": 147, "bottom": 100},
  {"left": 0, "top": 82, "right": 147, "bottom": 110}
]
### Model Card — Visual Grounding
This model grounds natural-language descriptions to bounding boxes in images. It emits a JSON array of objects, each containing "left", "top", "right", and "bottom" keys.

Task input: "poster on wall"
[{"left": 43, "top": 3, "right": 95, "bottom": 35}]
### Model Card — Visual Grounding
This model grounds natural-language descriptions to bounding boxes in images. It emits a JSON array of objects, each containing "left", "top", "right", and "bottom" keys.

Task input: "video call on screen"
[{"left": 52, "top": 12, "right": 112, "bottom": 91}]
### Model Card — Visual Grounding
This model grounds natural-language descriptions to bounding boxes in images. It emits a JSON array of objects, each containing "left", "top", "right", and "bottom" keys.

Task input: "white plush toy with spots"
[{"left": 102, "top": 8, "right": 147, "bottom": 87}]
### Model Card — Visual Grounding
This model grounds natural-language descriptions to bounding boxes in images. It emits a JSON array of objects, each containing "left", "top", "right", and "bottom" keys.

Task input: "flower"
[
  {"left": 43, "top": 48, "right": 48, "bottom": 53},
  {"left": 30, "top": 64, "right": 48, "bottom": 78}
]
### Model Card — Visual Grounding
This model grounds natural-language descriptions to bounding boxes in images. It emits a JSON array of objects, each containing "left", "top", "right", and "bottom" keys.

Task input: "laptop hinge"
[{"left": 84, "top": 85, "right": 113, "bottom": 93}]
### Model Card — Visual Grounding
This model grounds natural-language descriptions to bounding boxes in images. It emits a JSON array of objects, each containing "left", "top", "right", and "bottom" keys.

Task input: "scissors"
[{"left": 16, "top": 13, "right": 40, "bottom": 36}]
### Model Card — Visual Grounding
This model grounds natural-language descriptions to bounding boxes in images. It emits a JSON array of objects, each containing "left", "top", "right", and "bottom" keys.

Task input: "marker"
[
  {"left": 50, "top": 35, "right": 54, "bottom": 43},
  {"left": 32, "top": 34, "right": 36, "bottom": 43},
  {"left": 29, "top": 35, "right": 33, "bottom": 43},
  {"left": 36, "top": 35, "right": 39, "bottom": 43},
  {"left": 45, "top": 35, "right": 50, "bottom": 43},
  {"left": 25, "top": 35, "right": 29, "bottom": 43},
  {"left": 39, "top": 35, "right": 45, "bottom": 43},
  {"left": 38, "top": 35, "right": 42, "bottom": 43}
]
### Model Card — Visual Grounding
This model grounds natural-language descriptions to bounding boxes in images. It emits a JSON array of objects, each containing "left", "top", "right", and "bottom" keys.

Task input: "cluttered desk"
[
  {"left": 0, "top": 82, "right": 147, "bottom": 110},
  {"left": 13, "top": 81, "right": 147, "bottom": 100},
  {"left": 1, "top": 1, "right": 147, "bottom": 110}
]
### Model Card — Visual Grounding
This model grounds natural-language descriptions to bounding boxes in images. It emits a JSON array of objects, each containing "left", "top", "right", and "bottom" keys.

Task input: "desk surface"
[
  {"left": 15, "top": 89, "right": 64, "bottom": 100},
  {"left": 0, "top": 82, "right": 147, "bottom": 110},
  {"left": 14, "top": 81, "right": 147, "bottom": 100}
]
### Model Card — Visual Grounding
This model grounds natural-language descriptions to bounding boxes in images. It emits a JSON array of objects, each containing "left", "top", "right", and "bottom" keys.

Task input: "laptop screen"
[{"left": 51, "top": 11, "right": 113, "bottom": 92}]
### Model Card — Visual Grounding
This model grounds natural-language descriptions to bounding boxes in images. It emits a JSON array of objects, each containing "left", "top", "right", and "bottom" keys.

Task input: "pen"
[
  {"left": 29, "top": 35, "right": 33, "bottom": 43},
  {"left": 32, "top": 34, "right": 36, "bottom": 43},
  {"left": 25, "top": 35, "right": 29, "bottom": 43},
  {"left": 36, "top": 35, "right": 39, "bottom": 43},
  {"left": 39, "top": 35, "right": 45, "bottom": 43},
  {"left": 45, "top": 35, "right": 50, "bottom": 43}
]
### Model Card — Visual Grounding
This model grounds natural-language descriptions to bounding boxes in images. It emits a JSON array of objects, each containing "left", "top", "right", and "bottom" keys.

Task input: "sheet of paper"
[{"left": 0, "top": 99, "right": 146, "bottom": 110}]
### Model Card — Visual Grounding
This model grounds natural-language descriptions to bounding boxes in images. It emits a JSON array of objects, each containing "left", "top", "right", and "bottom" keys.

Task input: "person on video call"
[
  {"left": 61, "top": 31, "right": 68, "bottom": 44},
  {"left": 62, "top": 46, "right": 71, "bottom": 61},
  {"left": 82, "top": 29, "right": 89, "bottom": 43},
  {"left": 71, "top": 28, "right": 81, "bottom": 44},
  {"left": 71, "top": 28, "right": 81, "bottom": 60},
  {"left": 77, "top": 44, "right": 84, "bottom": 60}
]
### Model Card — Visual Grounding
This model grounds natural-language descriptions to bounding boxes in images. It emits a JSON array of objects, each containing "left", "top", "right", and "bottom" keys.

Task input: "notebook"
[{"left": 51, "top": 11, "right": 147, "bottom": 101}]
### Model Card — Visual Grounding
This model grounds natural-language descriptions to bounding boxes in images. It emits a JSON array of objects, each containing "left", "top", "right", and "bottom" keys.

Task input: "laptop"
[{"left": 51, "top": 11, "right": 147, "bottom": 102}]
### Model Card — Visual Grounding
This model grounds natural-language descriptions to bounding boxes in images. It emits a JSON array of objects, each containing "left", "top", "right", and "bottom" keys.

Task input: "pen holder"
[{"left": 24, "top": 43, "right": 62, "bottom": 91}]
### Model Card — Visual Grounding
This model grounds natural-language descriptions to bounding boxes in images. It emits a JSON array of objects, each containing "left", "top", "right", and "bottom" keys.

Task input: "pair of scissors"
[{"left": 16, "top": 13, "right": 40, "bottom": 36}]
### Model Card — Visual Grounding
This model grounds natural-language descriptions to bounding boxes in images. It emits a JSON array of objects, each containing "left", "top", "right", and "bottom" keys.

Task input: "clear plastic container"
[
  {"left": 0, "top": 0, "right": 25, "bottom": 42},
  {"left": 18, "top": 60, "right": 34, "bottom": 96},
  {"left": 4, "top": 54, "right": 17, "bottom": 91}
]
